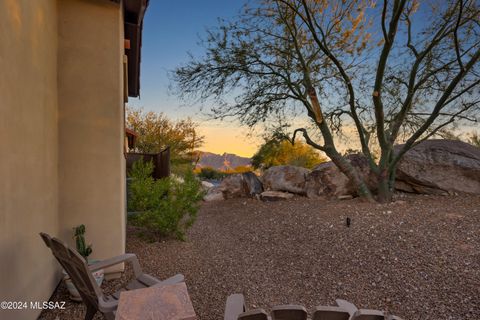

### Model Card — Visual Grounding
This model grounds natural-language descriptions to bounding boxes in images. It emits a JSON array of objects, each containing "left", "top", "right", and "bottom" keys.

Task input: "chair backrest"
[
  {"left": 272, "top": 305, "right": 308, "bottom": 320},
  {"left": 237, "top": 305, "right": 396, "bottom": 320},
  {"left": 312, "top": 306, "right": 350, "bottom": 320},
  {"left": 227, "top": 294, "right": 402, "bottom": 320},
  {"left": 351, "top": 310, "right": 386, "bottom": 320},
  {"left": 238, "top": 306, "right": 308, "bottom": 320},
  {"left": 238, "top": 309, "right": 269, "bottom": 320},
  {"left": 39, "top": 232, "right": 103, "bottom": 309}
]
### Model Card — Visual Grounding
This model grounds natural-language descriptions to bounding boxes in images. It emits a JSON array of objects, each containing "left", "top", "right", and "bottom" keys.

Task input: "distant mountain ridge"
[{"left": 195, "top": 151, "right": 252, "bottom": 171}]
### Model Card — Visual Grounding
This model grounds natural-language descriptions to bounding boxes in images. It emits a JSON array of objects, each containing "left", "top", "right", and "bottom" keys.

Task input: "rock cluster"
[
  {"left": 203, "top": 140, "right": 480, "bottom": 201},
  {"left": 203, "top": 172, "right": 263, "bottom": 201}
]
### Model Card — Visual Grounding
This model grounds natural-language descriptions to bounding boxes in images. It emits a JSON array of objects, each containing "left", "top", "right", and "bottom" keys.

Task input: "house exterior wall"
[
  {"left": 57, "top": 0, "right": 126, "bottom": 271},
  {"left": 0, "top": 1, "right": 60, "bottom": 319},
  {"left": 0, "top": 0, "right": 127, "bottom": 319}
]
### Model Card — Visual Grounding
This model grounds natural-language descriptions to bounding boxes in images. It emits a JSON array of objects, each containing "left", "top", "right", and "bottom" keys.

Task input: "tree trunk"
[
  {"left": 329, "top": 152, "right": 375, "bottom": 202},
  {"left": 388, "top": 163, "right": 397, "bottom": 193},
  {"left": 377, "top": 169, "right": 393, "bottom": 203}
]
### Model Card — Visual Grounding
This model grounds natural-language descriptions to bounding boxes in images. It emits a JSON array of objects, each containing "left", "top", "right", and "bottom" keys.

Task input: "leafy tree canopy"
[
  {"left": 252, "top": 139, "right": 327, "bottom": 169},
  {"left": 126, "top": 107, "right": 205, "bottom": 162}
]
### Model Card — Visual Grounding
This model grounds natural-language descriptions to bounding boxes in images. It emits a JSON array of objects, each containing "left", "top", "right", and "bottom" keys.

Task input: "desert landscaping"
[
  {"left": 41, "top": 139, "right": 480, "bottom": 320},
  {"left": 40, "top": 193, "right": 479, "bottom": 320},
  {"left": 205, "top": 140, "right": 480, "bottom": 202},
  {"left": 3, "top": 1, "right": 480, "bottom": 320}
]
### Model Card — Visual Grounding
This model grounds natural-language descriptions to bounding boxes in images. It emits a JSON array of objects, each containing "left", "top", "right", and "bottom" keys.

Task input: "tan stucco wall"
[
  {"left": 0, "top": 1, "right": 60, "bottom": 319},
  {"left": 57, "top": 0, "right": 126, "bottom": 270},
  {"left": 0, "top": 0, "right": 126, "bottom": 319}
]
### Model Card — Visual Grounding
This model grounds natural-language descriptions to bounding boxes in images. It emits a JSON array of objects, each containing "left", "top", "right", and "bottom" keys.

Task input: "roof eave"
[{"left": 123, "top": 0, "right": 149, "bottom": 98}]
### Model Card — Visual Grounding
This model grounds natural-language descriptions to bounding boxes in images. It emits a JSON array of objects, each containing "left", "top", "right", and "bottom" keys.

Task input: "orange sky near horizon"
[{"left": 198, "top": 123, "right": 261, "bottom": 158}]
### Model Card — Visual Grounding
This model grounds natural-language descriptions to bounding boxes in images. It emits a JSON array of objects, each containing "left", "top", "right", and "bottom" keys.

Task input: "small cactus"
[{"left": 73, "top": 224, "right": 92, "bottom": 260}]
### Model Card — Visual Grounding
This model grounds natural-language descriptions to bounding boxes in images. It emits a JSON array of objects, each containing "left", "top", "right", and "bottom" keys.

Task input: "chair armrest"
[
  {"left": 224, "top": 294, "right": 246, "bottom": 320},
  {"left": 154, "top": 274, "right": 185, "bottom": 286},
  {"left": 89, "top": 253, "right": 143, "bottom": 277},
  {"left": 351, "top": 309, "right": 385, "bottom": 319},
  {"left": 335, "top": 299, "right": 358, "bottom": 317}
]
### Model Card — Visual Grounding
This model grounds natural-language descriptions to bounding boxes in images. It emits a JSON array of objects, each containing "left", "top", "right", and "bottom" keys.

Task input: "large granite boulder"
[
  {"left": 201, "top": 181, "right": 215, "bottom": 190},
  {"left": 261, "top": 165, "right": 311, "bottom": 195},
  {"left": 220, "top": 174, "right": 246, "bottom": 199},
  {"left": 395, "top": 139, "right": 480, "bottom": 194},
  {"left": 305, "top": 162, "right": 352, "bottom": 198},
  {"left": 305, "top": 154, "right": 376, "bottom": 198},
  {"left": 204, "top": 187, "right": 225, "bottom": 201},
  {"left": 242, "top": 171, "right": 264, "bottom": 196},
  {"left": 219, "top": 172, "right": 263, "bottom": 199}
]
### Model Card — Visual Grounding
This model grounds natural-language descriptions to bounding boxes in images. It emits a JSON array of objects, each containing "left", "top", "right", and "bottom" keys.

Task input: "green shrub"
[
  {"left": 128, "top": 160, "right": 204, "bottom": 241},
  {"left": 196, "top": 167, "right": 226, "bottom": 180},
  {"left": 252, "top": 139, "right": 327, "bottom": 169},
  {"left": 171, "top": 159, "right": 196, "bottom": 177}
]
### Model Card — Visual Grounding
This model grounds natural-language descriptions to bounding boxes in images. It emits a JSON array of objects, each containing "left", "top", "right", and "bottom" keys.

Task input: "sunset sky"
[
  {"left": 127, "top": 1, "right": 261, "bottom": 157},
  {"left": 127, "top": 2, "right": 476, "bottom": 157}
]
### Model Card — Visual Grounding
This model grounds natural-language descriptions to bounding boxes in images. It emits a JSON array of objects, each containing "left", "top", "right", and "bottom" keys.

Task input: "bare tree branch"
[{"left": 291, "top": 128, "right": 326, "bottom": 151}]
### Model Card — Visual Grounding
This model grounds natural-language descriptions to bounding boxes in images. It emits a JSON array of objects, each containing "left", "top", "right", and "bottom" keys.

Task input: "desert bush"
[
  {"left": 128, "top": 160, "right": 204, "bottom": 240},
  {"left": 224, "top": 165, "right": 253, "bottom": 174},
  {"left": 252, "top": 139, "right": 326, "bottom": 169},
  {"left": 196, "top": 167, "right": 227, "bottom": 180}
]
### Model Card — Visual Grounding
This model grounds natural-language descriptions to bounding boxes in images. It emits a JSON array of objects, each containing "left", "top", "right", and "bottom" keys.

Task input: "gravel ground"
[{"left": 40, "top": 194, "right": 480, "bottom": 320}]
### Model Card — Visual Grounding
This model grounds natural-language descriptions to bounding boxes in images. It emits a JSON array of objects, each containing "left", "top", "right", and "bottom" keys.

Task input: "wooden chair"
[
  {"left": 224, "top": 294, "right": 403, "bottom": 320},
  {"left": 40, "top": 232, "right": 184, "bottom": 320}
]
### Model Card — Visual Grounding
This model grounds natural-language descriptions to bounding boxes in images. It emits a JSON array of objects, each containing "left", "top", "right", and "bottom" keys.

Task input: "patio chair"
[
  {"left": 224, "top": 294, "right": 403, "bottom": 320},
  {"left": 40, "top": 232, "right": 184, "bottom": 320}
]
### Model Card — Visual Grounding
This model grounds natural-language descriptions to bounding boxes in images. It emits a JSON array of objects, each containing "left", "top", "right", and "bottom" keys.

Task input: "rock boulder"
[
  {"left": 305, "top": 162, "right": 352, "bottom": 198},
  {"left": 219, "top": 172, "right": 263, "bottom": 199},
  {"left": 395, "top": 139, "right": 480, "bottom": 194},
  {"left": 201, "top": 181, "right": 215, "bottom": 190},
  {"left": 261, "top": 165, "right": 310, "bottom": 195},
  {"left": 204, "top": 187, "right": 225, "bottom": 201},
  {"left": 220, "top": 174, "right": 246, "bottom": 199},
  {"left": 242, "top": 171, "right": 264, "bottom": 196},
  {"left": 305, "top": 154, "right": 376, "bottom": 198}
]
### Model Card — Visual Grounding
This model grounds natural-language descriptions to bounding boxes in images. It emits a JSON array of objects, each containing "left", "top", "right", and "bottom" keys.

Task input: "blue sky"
[
  {"left": 127, "top": 1, "right": 473, "bottom": 157},
  {"left": 129, "top": 1, "right": 243, "bottom": 116},
  {"left": 128, "top": 1, "right": 260, "bottom": 157}
]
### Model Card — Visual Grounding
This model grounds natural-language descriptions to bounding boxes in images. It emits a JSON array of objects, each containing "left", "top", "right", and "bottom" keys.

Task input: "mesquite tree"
[{"left": 174, "top": 0, "right": 480, "bottom": 202}]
